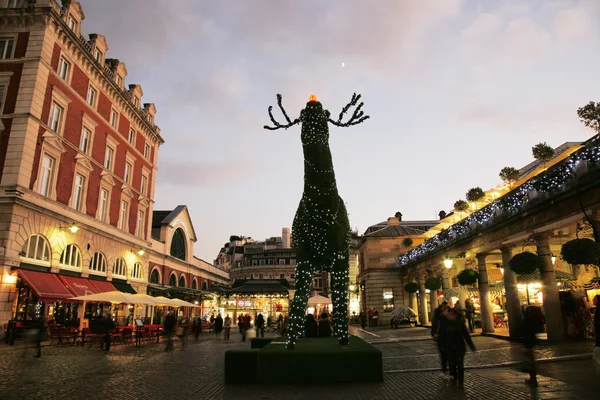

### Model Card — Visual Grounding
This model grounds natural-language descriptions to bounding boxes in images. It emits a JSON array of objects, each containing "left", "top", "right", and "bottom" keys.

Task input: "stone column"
[
  {"left": 535, "top": 234, "right": 567, "bottom": 341},
  {"left": 500, "top": 246, "right": 522, "bottom": 339},
  {"left": 418, "top": 273, "right": 429, "bottom": 325},
  {"left": 477, "top": 253, "right": 495, "bottom": 333},
  {"left": 429, "top": 273, "right": 439, "bottom": 321},
  {"left": 442, "top": 268, "right": 451, "bottom": 301}
]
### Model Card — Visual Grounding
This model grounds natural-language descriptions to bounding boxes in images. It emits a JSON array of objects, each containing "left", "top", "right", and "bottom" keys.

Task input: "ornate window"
[
  {"left": 178, "top": 275, "right": 186, "bottom": 288},
  {"left": 113, "top": 258, "right": 126, "bottom": 277},
  {"left": 89, "top": 252, "right": 107, "bottom": 273},
  {"left": 59, "top": 244, "right": 82, "bottom": 268},
  {"left": 132, "top": 262, "right": 142, "bottom": 280},
  {"left": 168, "top": 273, "right": 177, "bottom": 287},
  {"left": 150, "top": 268, "right": 160, "bottom": 284},
  {"left": 170, "top": 228, "right": 186, "bottom": 261},
  {"left": 20, "top": 235, "right": 51, "bottom": 263}
]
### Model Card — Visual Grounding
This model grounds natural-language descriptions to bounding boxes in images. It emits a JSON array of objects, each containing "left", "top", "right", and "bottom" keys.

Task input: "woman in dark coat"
[
  {"left": 439, "top": 307, "right": 476, "bottom": 387},
  {"left": 318, "top": 312, "right": 332, "bottom": 337},
  {"left": 214, "top": 314, "right": 223, "bottom": 340},
  {"left": 304, "top": 314, "right": 318, "bottom": 337}
]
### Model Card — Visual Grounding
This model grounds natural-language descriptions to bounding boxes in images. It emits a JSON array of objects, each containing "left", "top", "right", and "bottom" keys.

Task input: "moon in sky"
[{"left": 341, "top": 62, "right": 345, "bottom": 67}]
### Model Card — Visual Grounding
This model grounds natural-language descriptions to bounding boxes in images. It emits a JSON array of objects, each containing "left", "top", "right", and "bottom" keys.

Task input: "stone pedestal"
[
  {"left": 535, "top": 234, "right": 567, "bottom": 341},
  {"left": 477, "top": 253, "right": 495, "bottom": 333},
  {"left": 501, "top": 246, "right": 522, "bottom": 339},
  {"left": 418, "top": 274, "right": 429, "bottom": 325}
]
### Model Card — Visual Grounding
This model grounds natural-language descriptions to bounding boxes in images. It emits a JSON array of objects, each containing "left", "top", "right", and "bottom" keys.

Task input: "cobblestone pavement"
[{"left": 1, "top": 329, "right": 598, "bottom": 400}]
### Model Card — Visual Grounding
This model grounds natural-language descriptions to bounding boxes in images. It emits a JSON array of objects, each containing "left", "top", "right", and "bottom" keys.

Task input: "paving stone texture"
[{"left": 1, "top": 327, "right": 599, "bottom": 400}]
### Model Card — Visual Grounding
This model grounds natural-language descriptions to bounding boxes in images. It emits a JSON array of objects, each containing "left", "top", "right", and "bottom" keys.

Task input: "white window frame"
[
  {"left": 67, "top": 14, "right": 78, "bottom": 33},
  {"left": 59, "top": 243, "right": 82, "bottom": 270},
  {"left": 37, "top": 153, "right": 55, "bottom": 198},
  {"left": 94, "top": 49, "right": 103, "bottom": 64},
  {"left": 104, "top": 145, "right": 114, "bottom": 171},
  {"left": 97, "top": 187, "right": 109, "bottom": 223},
  {"left": 89, "top": 252, "right": 107, "bottom": 275},
  {"left": 113, "top": 258, "right": 127, "bottom": 278},
  {"left": 70, "top": 172, "right": 86, "bottom": 212},
  {"left": 136, "top": 208, "right": 145, "bottom": 238},
  {"left": 143, "top": 143, "right": 150, "bottom": 159},
  {"left": 57, "top": 55, "right": 71, "bottom": 83},
  {"left": 118, "top": 199, "right": 129, "bottom": 231},
  {"left": 140, "top": 173, "right": 148, "bottom": 196},
  {"left": 79, "top": 126, "right": 91, "bottom": 153},
  {"left": 124, "top": 161, "right": 132, "bottom": 184},
  {"left": 20, "top": 234, "right": 51, "bottom": 265},
  {"left": 109, "top": 107, "right": 119, "bottom": 128},
  {"left": 115, "top": 74, "right": 122, "bottom": 88},
  {"left": 131, "top": 262, "right": 143, "bottom": 281},
  {"left": 0, "top": 37, "right": 14, "bottom": 59},
  {"left": 128, "top": 127, "right": 135, "bottom": 145},
  {"left": 47, "top": 85, "right": 72, "bottom": 136},
  {"left": 34, "top": 129, "right": 66, "bottom": 201},
  {"left": 48, "top": 102, "right": 64, "bottom": 133},
  {"left": 70, "top": 154, "right": 93, "bottom": 213},
  {"left": 80, "top": 112, "right": 97, "bottom": 155},
  {"left": 86, "top": 85, "right": 97, "bottom": 108}
]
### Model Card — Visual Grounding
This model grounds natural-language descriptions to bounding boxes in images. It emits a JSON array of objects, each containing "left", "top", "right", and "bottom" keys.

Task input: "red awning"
[
  {"left": 18, "top": 269, "right": 73, "bottom": 302},
  {"left": 90, "top": 280, "right": 116, "bottom": 293},
  {"left": 59, "top": 275, "right": 101, "bottom": 297}
]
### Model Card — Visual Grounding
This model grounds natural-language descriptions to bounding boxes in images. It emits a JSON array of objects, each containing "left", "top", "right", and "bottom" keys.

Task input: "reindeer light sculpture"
[{"left": 264, "top": 93, "right": 369, "bottom": 348}]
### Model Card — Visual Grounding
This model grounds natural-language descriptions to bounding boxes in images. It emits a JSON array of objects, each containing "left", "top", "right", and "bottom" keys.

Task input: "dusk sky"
[{"left": 80, "top": 0, "right": 600, "bottom": 261}]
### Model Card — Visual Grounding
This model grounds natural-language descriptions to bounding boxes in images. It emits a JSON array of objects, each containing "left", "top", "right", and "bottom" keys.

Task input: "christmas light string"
[{"left": 398, "top": 138, "right": 600, "bottom": 267}]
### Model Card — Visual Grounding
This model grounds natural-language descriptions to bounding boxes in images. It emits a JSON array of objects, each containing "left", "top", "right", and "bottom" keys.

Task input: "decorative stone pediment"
[
  {"left": 100, "top": 170, "right": 115, "bottom": 186},
  {"left": 121, "top": 186, "right": 134, "bottom": 199},
  {"left": 139, "top": 196, "right": 150, "bottom": 208},
  {"left": 74, "top": 154, "right": 94, "bottom": 173},
  {"left": 42, "top": 131, "right": 66, "bottom": 154}
]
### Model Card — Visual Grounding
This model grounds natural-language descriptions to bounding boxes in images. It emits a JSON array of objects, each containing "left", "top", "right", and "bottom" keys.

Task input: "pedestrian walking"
[
  {"left": 255, "top": 313, "right": 265, "bottom": 338},
  {"left": 238, "top": 315, "right": 244, "bottom": 335},
  {"left": 373, "top": 309, "right": 379, "bottom": 327},
  {"left": 224, "top": 314, "right": 232, "bottom": 341},
  {"left": 465, "top": 299, "right": 475, "bottom": 332},
  {"left": 193, "top": 316, "right": 202, "bottom": 341},
  {"left": 521, "top": 305, "right": 543, "bottom": 386},
  {"left": 432, "top": 301, "right": 449, "bottom": 374},
  {"left": 214, "top": 313, "right": 223, "bottom": 340},
  {"left": 102, "top": 314, "right": 115, "bottom": 353},
  {"left": 281, "top": 315, "right": 289, "bottom": 338},
  {"left": 367, "top": 308, "right": 373, "bottom": 328},
  {"left": 177, "top": 316, "right": 189, "bottom": 349},
  {"left": 440, "top": 307, "right": 476, "bottom": 388},
  {"left": 241, "top": 314, "right": 252, "bottom": 342},
  {"left": 164, "top": 310, "right": 177, "bottom": 352}
]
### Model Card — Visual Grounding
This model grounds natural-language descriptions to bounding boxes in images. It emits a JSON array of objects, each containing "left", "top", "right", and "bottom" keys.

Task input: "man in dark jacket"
[
  {"left": 432, "top": 301, "right": 449, "bottom": 373},
  {"left": 440, "top": 307, "right": 476, "bottom": 387},
  {"left": 102, "top": 314, "right": 115, "bottom": 352},
  {"left": 255, "top": 313, "right": 265, "bottom": 338},
  {"left": 318, "top": 313, "right": 332, "bottom": 337},
  {"left": 304, "top": 314, "right": 318, "bottom": 337},
  {"left": 164, "top": 310, "right": 177, "bottom": 352}
]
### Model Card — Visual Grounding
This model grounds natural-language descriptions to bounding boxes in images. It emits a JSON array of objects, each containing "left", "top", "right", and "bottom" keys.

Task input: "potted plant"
[
  {"left": 457, "top": 269, "right": 479, "bottom": 286},
  {"left": 508, "top": 251, "right": 541, "bottom": 275},
  {"left": 532, "top": 142, "right": 555, "bottom": 169},
  {"left": 466, "top": 187, "right": 485, "bottom": 203},
  {"left": 425, "top": 277, "right": 442, "bottom": 291},
  {"left": 499, "top": 166, "right": 520, "bottom": 186},
  {"left": 454, "top": 200, "right": 469, "bottom": 212},
  {"left": 561, "top": 238, "right": 600, "bottom": 266},
  {"left": 404, "top": 282, "right": 419, "bottom": 293}
]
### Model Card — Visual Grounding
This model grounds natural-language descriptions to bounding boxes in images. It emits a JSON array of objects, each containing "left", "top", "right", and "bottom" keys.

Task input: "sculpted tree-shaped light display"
[{"left": 264, "top": 93, "right": 370, "bottom": 348}]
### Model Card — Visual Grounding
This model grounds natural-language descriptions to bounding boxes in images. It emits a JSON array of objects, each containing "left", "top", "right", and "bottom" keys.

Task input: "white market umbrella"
[
  {"left": 131, "top": 293, "right": 163, "bottom": 305},
  {"left": 69, "top": 290, "right": 139, "bottom": 304},
  {"left": 169, "top": 298, "right": 200, "bottom": 308},
  {"left": 154, "top": 296, "right": 184, "bottom": 307},
  {"left": 307, "top": 294, "right": 332, "bottom": 306}
]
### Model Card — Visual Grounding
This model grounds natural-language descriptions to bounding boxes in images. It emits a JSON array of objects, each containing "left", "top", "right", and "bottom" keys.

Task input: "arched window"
[
  {"left": 113, "top": 258, "right": 127, "bottom": 277},
  {"left": 178, "top": 274, "right": 186, "bottom": 288},
  {"left": 59, "top": 244, "right": 82, "bottom": 268},
  {"left": 170, "top": 228, "right": 186, "bottom": 261},
  {"left": 89, "top": 252, "right": 107, "bottom": 273},
  {"left": 132, "top": 262, "right": 142, "bottom": 280},
  {"left": 168, "top": 273, "right": 177, "bottom": 287},
  {"left": 20, "top": 234, "right": 51, "bottom": 262},
  {"left": 201, "top": 281, "right": 207, "bottom": 290},
  {"left": 191, "top": 279, "right": 197, "bottom": 290},
  {"left": 150, "top": 268, "right": 160, "bottom": 284}
]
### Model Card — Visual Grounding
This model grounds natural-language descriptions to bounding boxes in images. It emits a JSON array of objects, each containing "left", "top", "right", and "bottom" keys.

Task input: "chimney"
[
  {"left": 282, "top": 227, "right": 291, "bottom": 248},
  {"left": 394, "top": 212, "right": 403, "bottom": 221},
  {"left": 438, "top": 210, "right": 447, "bottom": 220},
  {"left": 387, "top": 217, "right": 400, "bottom": 226}
]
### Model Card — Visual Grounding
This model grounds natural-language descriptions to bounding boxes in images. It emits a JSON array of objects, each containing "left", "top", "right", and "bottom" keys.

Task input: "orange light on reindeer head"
[{"left": 309, "top": 94, "right": 317, "bottom": 102}]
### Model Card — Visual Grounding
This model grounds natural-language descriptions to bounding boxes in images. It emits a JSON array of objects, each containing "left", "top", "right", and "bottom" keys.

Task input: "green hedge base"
[
  {"left": 250, "top": 337, "right": 273, "bottom": 349},
  {"left": 225, "top": 337, "right": 383, "bottom": 384}
]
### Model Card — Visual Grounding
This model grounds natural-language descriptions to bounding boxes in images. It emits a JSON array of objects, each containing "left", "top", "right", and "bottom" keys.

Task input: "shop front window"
[{"left": 383, "top": 288, "right": 394, "bottom": 312}]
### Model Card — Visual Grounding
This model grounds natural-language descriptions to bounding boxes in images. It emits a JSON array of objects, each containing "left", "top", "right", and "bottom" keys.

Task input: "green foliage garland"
[
  {"left": 264, "top": 93, "right": 369, "bottom": 348},
  {"left": 466, "top": 187, "right": 485, "bottom": 202},
  {"left": 509, "top": 251, "right": 541, "bottom": 275},
  {"left": 425, "top": 277, "right": 442, "bottom": 291},
  {"left": 499, "top": 167, "right": 520, "bottom": 183},
  {"left": 404, "top": 282, "right": 419, "bottom": 293},
  {"left": 454, "top": 200, "right": 469, "bottom": 211},
  {"left": 532, "top": 143, "right": 555, "bottom": 165},
  {"left": 402, "top": 238, "right": 414, "bottom": 248},
  {"left": 577, "top": 101, "right": 600, "bottom": 135},
  {"left": 561, "top": 238, "right": 600, "bottom": 266},
  {"left": 456, "top": 269, "right": 479, "bottom": 286}
]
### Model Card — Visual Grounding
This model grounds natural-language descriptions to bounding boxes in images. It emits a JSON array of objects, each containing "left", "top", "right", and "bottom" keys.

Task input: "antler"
[
  {"left": 263, "top": 94, "right": 301, "bottom": 130},
  {"left": 328, "top": 93, "right": 370, "bottom": 127}
]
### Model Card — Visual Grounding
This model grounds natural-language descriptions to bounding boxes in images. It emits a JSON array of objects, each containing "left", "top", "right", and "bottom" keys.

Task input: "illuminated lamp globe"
[
  {"left": 69, "top": 223, "right": 79, "bottom": 233},
  {"left": 349, "top": 284, "right": 356, "bottom": 292},
  {"left": 309, "top": 94, "right": 317, "bottom": 102},
  {"left": 443, "top": 258, "right": 453, "bottom": 269}
]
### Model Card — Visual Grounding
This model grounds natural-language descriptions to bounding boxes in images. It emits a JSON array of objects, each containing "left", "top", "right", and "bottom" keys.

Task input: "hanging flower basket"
[
  {"left": 424, "top": 277, "right": 442, "bottom": 291},
  {"left": 457, "top": 269, "right": 479, "bottom": 286},
  {"left": 404, "top": 282, "right": 419, "bottom": 293},
  {"left": 509, "top": 251, "right": 541, "bottom": 275},
  {"left": 561, "top": 238, "right": 600, "bottom": 266}
]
